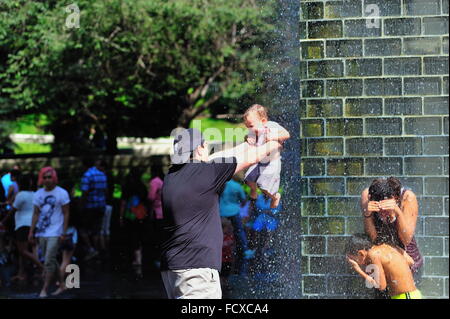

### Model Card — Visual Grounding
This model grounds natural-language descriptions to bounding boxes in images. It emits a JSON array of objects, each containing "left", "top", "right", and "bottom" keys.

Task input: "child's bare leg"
[
  {"left": 246, "top": 181, "right": 258, "bottom": 200},
  {"left": 271, "top": 193, "right": 281, "bottom": 208},
  {"left": 261, "top": 189, "right": 281, "bottom": 208}
]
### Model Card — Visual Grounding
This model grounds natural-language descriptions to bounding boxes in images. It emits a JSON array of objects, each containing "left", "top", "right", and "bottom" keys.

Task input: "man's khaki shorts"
[
  {"left": 161, "top": 268, "right": 222, "bottom": 299},
  {"left": 38, "top": 236, "right": 60, "bottom": 275}
]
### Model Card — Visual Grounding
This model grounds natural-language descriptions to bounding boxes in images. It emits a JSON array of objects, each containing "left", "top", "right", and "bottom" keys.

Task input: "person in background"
[
  {"left": 219, "top": 174, "right": 254, "bottom": 276},
  {"left": 148, "top": 165, "right": 164, "bottom": 221},
  {"left": 0, "top": 175, "right": 11, "bottom": 288},
  {"left": 148, "top": 165, "right": 164, "bottom": 268},
  {"left": 0, "top": 181, "right": 5, "bottom": 218},
  {"left": 1, "top": 165, "right": 21, "bottom": 201},
  {"left": 98, "top": 160, "right": 113, "bottom": 256},
  {"left": 0, "top": 166, "right": 22, "bottom": 288},
  {"left": 4, "top": 168, "right": 21, "bottom": 209},
  {"left": 0, "top": 178, "right": 5, "bottom": 209},
  {"left": 120, "top": 168, "right": 150, "bottom": 268},
  {"left": 29, "top": 167, "right": 70, "bottom": 298},
  {"left": 1, "top": 174, "right": 43, "bottom": 283},
  {"left": 79, "top": 158, "right": 108, "bottom": 260}
]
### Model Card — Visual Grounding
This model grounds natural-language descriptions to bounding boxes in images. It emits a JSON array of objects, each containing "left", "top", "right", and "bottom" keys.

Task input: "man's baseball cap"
[{"left": 172, "top": 128, "right": 205, "bottom": 163}]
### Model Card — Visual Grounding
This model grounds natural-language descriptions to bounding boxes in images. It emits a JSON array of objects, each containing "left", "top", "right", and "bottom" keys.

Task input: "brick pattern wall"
[{"left": 300, "top": 0, "right": 449, "bottom": 298}]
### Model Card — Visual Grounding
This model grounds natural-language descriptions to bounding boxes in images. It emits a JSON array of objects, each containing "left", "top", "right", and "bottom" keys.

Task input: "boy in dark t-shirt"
[{"left": 160, "top": 128, "right": 281, "bottom": 299}]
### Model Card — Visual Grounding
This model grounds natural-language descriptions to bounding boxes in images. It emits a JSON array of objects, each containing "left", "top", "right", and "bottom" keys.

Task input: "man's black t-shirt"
[{"left": 160, "top": 157, "right": 237, "bottom": 271}]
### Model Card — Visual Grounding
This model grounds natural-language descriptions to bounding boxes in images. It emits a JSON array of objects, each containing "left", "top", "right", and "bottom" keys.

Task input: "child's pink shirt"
[{"left": 148, "top": 177, "right": 163, "bottom": 219}]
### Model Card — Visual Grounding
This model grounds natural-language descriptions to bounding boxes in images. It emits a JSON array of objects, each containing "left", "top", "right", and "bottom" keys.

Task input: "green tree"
[{"left": 0, "top": 0, "right": 274, "bottom": 154}]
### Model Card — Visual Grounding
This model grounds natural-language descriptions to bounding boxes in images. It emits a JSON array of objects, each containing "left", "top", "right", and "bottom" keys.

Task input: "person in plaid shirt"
[{"left": 79, "top": 159, "right": 108, "bottom": 260}]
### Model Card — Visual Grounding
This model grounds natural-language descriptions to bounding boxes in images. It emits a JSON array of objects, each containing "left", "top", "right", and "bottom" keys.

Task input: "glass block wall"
[{"left": 300, "top": 0, "right": 449, "bottom": 298}]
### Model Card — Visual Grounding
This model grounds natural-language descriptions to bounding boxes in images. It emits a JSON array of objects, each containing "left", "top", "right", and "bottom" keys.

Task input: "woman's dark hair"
[
  {"left": 17, "top": 174, "right": 34, "bottom": 191},
  {"left": 369, "top": 177, "right": 404, "bottom": 247},
  {"left": 369, "top": 178, "right": 391, "bottom": 201},
  {"left": 387, "top": 177, "right": 402, "bottom": 198}
]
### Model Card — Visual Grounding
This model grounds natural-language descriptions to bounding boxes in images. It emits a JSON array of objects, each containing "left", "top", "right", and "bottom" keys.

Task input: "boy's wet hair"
[
  {"left": 346, "top": 233, "right": 373, "bottom": 256},
  {"left": 368, "top": 176, "right": 402, "bottom": 202},
  {"left": 243, "top": 104, "right": 268, "bottom": 121}
]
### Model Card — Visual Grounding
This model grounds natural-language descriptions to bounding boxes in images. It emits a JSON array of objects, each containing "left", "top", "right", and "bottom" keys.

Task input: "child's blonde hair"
[{"left": 243, "top": 104, "right": 269, "bottom": 121}]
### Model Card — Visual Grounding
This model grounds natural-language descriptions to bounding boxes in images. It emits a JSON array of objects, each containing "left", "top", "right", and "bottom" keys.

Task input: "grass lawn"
[
  {"left": 14, "top": 143, "right": 52, "bottom": 154},
  {"left": 14, "top": 114, "right": 48, "bottom": 135}
]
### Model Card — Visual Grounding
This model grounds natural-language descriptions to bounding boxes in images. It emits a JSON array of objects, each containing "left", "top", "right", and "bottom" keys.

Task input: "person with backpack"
[{"left": 119, "top": 168, "right": 150, "bottom": 268}]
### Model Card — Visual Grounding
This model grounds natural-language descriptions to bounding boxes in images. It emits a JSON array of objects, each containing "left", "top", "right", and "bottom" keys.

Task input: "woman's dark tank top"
[{"left": 374, "top": 187, "right": 423, "bottom": 273}]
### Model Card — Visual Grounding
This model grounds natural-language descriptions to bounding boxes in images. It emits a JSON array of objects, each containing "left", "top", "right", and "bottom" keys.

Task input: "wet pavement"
[
  {"left": 0, "top": 258, "right": 283, "bottom": 299},
  {"left": 0, "top": 240, "right": 286, "bottom": 299},
  {"left": 0, "top": 254, "right": 168, "bottom": 299},
  {"left": 0, "top": 270, "right": 167, "bottom": 299}
]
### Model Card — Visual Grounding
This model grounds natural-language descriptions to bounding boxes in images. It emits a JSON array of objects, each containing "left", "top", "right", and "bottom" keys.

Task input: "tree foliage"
[{"left": 0, "top": 0, "right": 274, "bottom": 154}]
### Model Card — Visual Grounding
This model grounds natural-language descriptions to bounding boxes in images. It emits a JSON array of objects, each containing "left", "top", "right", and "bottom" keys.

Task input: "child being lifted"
[{"left": 242, "top": 104, "right": 290, "bottom": 208}]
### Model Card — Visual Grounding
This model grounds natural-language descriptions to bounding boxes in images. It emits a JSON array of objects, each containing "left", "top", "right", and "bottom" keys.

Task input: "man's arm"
[
  {"left": 208, "top": 141, "right": 282, "bottom": 174},
  {"left": 62, "top": 203, "right": 70, "bottom": 238},
  {"left": 379, "top": 190, "right": 418, "bottom": 246},
  {"left": 28, "top": 206, "right": 40, "bottom": 242},
  {"left": 6, "top": 184, "right": 15, "bottom": 204},
  {"left": 233, "top": 141, "right": 281, "bottom": 174}
]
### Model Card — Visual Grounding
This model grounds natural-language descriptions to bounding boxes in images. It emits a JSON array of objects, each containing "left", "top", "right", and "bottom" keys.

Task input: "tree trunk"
[
  {"left": 177, "top": 107, "right": 195, "bottom": 128},
  {"left": 105, "top": 127, "right": 118, "bottom": 155}
]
